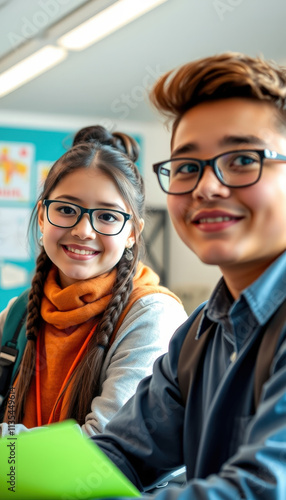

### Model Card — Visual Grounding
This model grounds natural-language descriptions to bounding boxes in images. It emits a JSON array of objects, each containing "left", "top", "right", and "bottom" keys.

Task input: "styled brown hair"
[
  {"left": 11, "top": 125, "right": 145, "bottom": 425},
  {"left": 150, "top": 52, "right": 286, "bottom": 142}
]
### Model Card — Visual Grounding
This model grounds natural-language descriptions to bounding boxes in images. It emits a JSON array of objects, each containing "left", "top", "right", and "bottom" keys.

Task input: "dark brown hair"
[
  {"left": 11, "top": 125, "right": 145, "bottom": 425},
  {"left": 149, "top": 52, "right": 286, "bottom": 142}
]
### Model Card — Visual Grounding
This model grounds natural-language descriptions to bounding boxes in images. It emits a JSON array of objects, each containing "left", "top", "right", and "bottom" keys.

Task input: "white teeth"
[
  {"left": 199, "top": 217, "right": 232, "bottom": 223},
  {"left": 66, "top": 246, "right": 95, "bottom": 255}
]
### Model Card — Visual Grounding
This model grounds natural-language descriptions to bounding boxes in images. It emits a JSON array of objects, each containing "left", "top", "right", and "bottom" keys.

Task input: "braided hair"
[{"left": 11, "top": 125, "right": 145, "bottom": 425}]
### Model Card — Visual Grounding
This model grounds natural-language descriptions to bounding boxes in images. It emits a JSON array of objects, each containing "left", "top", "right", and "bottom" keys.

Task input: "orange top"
[{"left": 21, "top": 263, "right": 181, "bottom": 428}]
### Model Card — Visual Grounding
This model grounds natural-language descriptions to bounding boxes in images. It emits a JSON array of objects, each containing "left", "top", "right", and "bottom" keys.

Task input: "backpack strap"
[
  {"left": 254, "top": 299, "right": 286, "bottom": 408},
  {"left": 177, "top": 304, "right": 211, "bottom": 403},
  {"left": 178, "top": 299, "right": 286, "bottom": 410},
  {"left": 0, "top": 290, "right": 29, "bottom": 404}
]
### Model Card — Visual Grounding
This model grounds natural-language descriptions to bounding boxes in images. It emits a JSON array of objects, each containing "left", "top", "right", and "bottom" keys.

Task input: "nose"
[
  {"left": 70, "top": 213, "right": 96, "bottom": 239},
  {"left": 191, "top": 165, "right": 231, "bottom": 200}
]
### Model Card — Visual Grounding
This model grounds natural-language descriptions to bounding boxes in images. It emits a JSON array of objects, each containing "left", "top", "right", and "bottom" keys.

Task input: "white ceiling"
[{"left": 1, "top": 0, "right": 286, "bottom": 124}]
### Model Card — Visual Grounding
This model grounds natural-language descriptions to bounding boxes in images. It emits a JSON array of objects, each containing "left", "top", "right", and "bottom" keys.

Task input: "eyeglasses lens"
[
  {"left": 47, "top": 201, "right": 126, "bottom": 235},
  {"left": 158, "top": 151, "right": 261, "bottom": 194}
]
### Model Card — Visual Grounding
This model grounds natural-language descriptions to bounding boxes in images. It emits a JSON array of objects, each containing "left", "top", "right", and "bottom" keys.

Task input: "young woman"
[{"left": 0, "top": 125, "right": 187, "bottom": 437}]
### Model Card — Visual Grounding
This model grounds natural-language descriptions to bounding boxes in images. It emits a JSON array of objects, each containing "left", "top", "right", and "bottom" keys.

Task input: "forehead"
[
  {"left": 172, "top": 98, "right": 286, "bottom": 156},
  {"left": 50, "top": 167, "right": 127, "bottom": 205},
  {"left": 54, "top": 167, "right": 115, "bottom": 189}
]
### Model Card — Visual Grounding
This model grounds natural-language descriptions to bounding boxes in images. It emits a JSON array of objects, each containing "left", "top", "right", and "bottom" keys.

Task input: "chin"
[
  {"left": 60, "top": 270, "right": 95, "bottom": 287},
  {"left": 195, "top": 247, "right": 238, "bottom": 266}
]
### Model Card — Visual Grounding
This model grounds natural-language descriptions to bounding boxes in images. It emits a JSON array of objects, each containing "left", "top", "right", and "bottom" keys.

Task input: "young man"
[{"left": 93, "top": 52, "right": 286, "bottom": 499}]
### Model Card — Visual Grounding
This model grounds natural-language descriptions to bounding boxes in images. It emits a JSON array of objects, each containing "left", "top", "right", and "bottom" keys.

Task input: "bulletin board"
[{"left": 0, "top": 125, "right": 143, "bottom": 310}]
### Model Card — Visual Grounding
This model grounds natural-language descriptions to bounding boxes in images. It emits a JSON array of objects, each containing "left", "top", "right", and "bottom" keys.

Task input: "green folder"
[{"left": 0, "top": 420, "right": 141, "bottom": 499}]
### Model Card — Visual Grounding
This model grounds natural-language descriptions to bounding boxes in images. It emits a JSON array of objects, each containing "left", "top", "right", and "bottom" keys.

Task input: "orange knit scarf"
[{"left": 21, "top": 263, "right": 181, "bottom": 428}]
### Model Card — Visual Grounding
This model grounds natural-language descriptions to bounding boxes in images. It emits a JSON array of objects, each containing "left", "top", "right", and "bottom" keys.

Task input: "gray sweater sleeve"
[{"left": 82, "top": 293, "right": 187, "bottom": 436}]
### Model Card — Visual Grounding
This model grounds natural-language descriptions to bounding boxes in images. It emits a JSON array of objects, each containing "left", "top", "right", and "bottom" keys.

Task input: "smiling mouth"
[
  {"left": 65, "top": 245, "right": 96, "bottom": 256},
  {"left": 196, "top": 216, "right": 233, "bottom": 224}
]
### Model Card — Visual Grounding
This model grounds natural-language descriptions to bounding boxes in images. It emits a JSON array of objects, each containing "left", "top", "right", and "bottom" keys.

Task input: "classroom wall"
[{"left": 0, "top": 110, "right": 221, "bottom": 311}]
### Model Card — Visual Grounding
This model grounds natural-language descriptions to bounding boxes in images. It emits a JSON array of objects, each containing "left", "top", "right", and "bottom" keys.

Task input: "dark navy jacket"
[{"left": 93, "top": 252, "right": 286, "bottom": 499}]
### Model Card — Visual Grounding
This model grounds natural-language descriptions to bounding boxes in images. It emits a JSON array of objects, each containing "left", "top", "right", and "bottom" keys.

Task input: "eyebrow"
[
  {"left": 53, "top": 195, "right": 126, "bottom": 211},
  {"left": 171, "top": 135, "right": 267, "bottom": 158},
  {"left": 219, "top": 135, "right": 267, "bottom": 147}
]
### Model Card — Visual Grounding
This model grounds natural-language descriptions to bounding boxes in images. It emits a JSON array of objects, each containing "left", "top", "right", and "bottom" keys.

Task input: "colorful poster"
[
  {"left": 0, "top": 142, "right": 34, "bottom": 201},
  {"left": 0, "top": 207, "right": 30, "bottom": 260},
  {"left": 36, "top": 160, "right": 53, "bottom": 196},
  {"left": 0, "top": 126, "right": 72, "bottom": 309}
]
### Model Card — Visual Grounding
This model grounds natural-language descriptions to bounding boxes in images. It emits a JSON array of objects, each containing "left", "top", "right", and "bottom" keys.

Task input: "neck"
[{"left": 220, "top": 256, "right": 279, "bottom": 299}]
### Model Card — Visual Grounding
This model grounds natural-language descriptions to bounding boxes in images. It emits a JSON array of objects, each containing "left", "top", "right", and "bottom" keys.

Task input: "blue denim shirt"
[
  {"left": 202, "top": 249, "right": 286, "bottom": 348},
  {"left": 94, "top": 252, "right": 286, "bottom": 499},
  {"left": 196, "top": 251, "right": 286, "bottom": 415}
]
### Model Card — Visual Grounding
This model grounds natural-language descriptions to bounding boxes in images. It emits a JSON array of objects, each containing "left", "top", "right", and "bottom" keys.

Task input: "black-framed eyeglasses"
[
  {"left": 43, "top": 200, "right": 132, "bottom": 236},
  {"left": 153, "top": 149, "right": 286, "bottom": 195}
]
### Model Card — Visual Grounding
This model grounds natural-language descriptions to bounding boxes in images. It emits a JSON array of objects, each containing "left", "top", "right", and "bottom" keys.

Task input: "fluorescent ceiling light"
[
  {"left": 0, "top": 45, "right": 67, "bottom": 98},
  {"left": 58, "top": 0, "right": 168, "bottom": 51}
]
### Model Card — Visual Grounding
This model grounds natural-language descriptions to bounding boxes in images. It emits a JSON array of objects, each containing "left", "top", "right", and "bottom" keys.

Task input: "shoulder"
[
  {"left": 122, "top": 292, "right": 188, "bottom": 329},
  {"left": 107, "top": 294, "right": 187, "bottom": 357},
  {"left": 0, "top": 290, "right": 29, "bottom": 340},
  {"left": 0, "top": 296, "right": 18, "bottom": 336},
  {"left": 5, "top": 290, "right": 29, "bottom": 318},
  {"left": 129, "top": 291, "right": 187, "bottom": 313}
]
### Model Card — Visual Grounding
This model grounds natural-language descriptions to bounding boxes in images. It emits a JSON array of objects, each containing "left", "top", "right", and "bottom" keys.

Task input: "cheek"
[
  {"left": 167, "top": 196, "right": 190, "bottom": 225},
  {"left": 101, "top": 235, "right": 126, "bottom": 255},
  {"left": 43, "top": 226, "right": 64, "bottom": 245},
  {"left": 241, "top": 181, "right": 286, "bottom": 219}
]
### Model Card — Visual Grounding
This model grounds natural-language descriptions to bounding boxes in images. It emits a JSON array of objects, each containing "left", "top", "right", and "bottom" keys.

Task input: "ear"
[
  {"left": 126, "top": 218, "right": 144, "bottom": 249},
  {"left": 139, "top": 218, "right": 145, "bottom": 234},
  {"left": 37, "top": 200, "right": 45, "bottom": 234}
]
